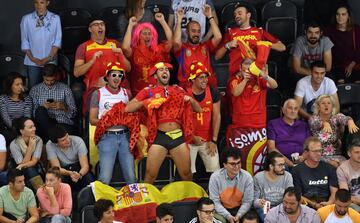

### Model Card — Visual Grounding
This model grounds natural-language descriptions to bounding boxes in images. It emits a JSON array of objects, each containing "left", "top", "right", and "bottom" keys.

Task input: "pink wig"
[{"left": 131, "top": 22, "right": 159, "bottom": 50}]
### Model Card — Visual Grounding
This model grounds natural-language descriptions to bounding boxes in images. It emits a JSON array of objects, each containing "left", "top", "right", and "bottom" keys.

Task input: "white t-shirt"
[
  {"left": 0, "top": 134, "right": 6, "bottom": 152},
  {"left": 294, "top": 76, "right": 337, "bottom": 113}
]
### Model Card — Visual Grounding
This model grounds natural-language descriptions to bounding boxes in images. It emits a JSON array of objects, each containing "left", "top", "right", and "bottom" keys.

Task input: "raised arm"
[
  {"left": 203, "top": 4, "right": 221, "bottom": 46},
  {"left": 173, "top": 8, "right": 185, "bottom": 52},
  {"left": 155, "top": 13, "right": 173, "bottom": 46},
  {"left": 122, "top": 16, "right": 137, "bottom": 58}
]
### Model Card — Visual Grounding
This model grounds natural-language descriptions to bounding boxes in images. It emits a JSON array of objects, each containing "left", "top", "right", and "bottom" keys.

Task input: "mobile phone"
[{"left": 47, "top": 98, "right": 54, "bottom": 103}]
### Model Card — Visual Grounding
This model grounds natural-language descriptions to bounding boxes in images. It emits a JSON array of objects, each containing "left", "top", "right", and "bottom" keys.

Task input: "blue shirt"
[{"left": 20, "top": 10, "right": 62, "bottom": 66}]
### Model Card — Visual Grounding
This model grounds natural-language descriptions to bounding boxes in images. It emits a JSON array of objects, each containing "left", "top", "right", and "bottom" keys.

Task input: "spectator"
[
  {"left": 228, "top": 57, "right": 278, "bottom": 129},
  {"left": 309, "top": 94, "right": 359, "bottom": 167},
  {"left": 253, "top": 151, "right": 293, "bottom": 221},
  {"left": 215, "top": 3, "right": 285, "bottom": 77},
  {"left": 0, "top": 72, "right": 32, "bottom": 144},
  {"left": 122, "top": 13, "right": 172, "bottom": 96},
  {"left": 74, "top": 17, "right": 131, "bottom": 114},
  {"left": 240, "top": 211, "right": 259, "bottom": 223},
  {"left": 324, "top": 3, "right": 360, "bottom": 84},
  {"left": 337, "top": 141, "right": 360, "bottom": 212},
  {"left": 187, "top": 62, "right": 220, "bottom": 174},
  {"left": 209, "top": 148, "right": 254, "bottom": 222},
  {"left": 89, "top": 62, "right": 136, "bottom": 185},
  {"left": 20, "top": 0, "right": 61, "bottom": 88},
  {"left": 294, "top": 60, "right": 339, "bottom": 120},
  {"left": 118, "top": 0, "right": 155, "bottom": 41},
  {"left": 267, "top": 99, "right": 310, "bottom": 168},
  {"left": 156, "top": 203, "right": 174, "bottom": 223},
  {"left": 0, "top": 134, "right": 7, "bottom": 187},
  {"left": 291, "top": 21, "right": 333, "bottom": 78},
  {"left": 189, "top": 197, "right": 221, "bottom": 223},
  {"left": 168, "top": 0, "right": 219, "bottom": 42},
  {"left": 93, "top": 199, "right": 115, "bottom": 223},
  {"left": 292, "top": 137, "right": 338, "bottom": 210},
  {"left": 29, "top": 64, "right": 77, "bottom": 142},
  {"left": 0, "top": 168, "right": 39, "bottom": 223},
  {"left": 173, "top": 5, "right": 221, "bottom": 88},
  {"left": 317, "top": 189, "right": 360, "bottom": 222},
  {"left": 46, "top": 126, "right": 94, "bottom": 192},
  {"left": 125, "top": 62, "right": 201, "bottom": 184},
  {"left": 264, "top": 187, "right": 320, "bottom": 223},
  {"left": 10, "top": 117, "right": 44, "bottom": 190},
  {"left": 36, "top": 166, "right": 72, "bottom": 223}
]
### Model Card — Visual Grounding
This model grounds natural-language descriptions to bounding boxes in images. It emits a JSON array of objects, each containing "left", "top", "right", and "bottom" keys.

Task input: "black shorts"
[{"left": 153, "top": 130, "right": 185, "bottom": 150}]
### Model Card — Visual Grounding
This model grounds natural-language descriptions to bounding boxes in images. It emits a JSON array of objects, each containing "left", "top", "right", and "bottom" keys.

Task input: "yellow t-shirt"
[{"left": 317, "top": 204, "right": 360, "bottom": 223}]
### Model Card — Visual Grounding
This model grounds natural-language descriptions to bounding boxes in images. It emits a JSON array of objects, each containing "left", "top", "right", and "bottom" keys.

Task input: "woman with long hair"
[
  {"left": 10, "top": 117, "right": 44, "bottom": 190},
  {"left": 324, "top": 3, "right": 360, "bottom": 83},
  {"left": 0, "top": 72, "right": 32, "bottom": 144}
]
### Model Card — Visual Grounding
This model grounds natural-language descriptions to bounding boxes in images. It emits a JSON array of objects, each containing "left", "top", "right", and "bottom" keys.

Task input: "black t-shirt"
[
  {"left": 191, "top": 86, "right": 219, "bottom": 103},
  {"left": 291, "top": 161, "right": 338, "bottom": 200}
]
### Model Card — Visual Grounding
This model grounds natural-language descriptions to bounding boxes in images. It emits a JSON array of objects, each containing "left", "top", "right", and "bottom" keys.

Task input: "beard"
[
  {"left": 307, "top": 37, "right": 320, "bottom": 45},
  {"left": 189, "top": 36, "right": 200, "bottom": 44}
]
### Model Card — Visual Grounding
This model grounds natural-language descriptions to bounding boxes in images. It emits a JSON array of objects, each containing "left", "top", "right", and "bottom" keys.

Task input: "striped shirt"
[
  {"left": 0, "top": 95, "right": 32, "bottom": 128},
  {"left": 29, "top": 81, "right": 76, "bottom": 125}
]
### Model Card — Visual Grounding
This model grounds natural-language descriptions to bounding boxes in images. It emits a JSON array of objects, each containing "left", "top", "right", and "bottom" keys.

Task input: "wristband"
[
  {"left": 263, "top": 76, "right": 269, "bottom": 81},
  {"left": 225, "top": 43, "right": 230, "bottom": 50},
  {"left": 211, "top": 139, "right": 217, "bottom": 144},
  {"left": 208, "top": 16, "right": 214, "bottom": 21}
]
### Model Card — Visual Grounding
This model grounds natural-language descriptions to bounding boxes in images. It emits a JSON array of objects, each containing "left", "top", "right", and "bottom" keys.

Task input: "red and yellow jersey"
[
  {"left": 174, "top": 40, "right": 217, "bottom": 88},
  {"left": 221, "top": 27, "right": 278, "bottom": 76},
  {"left": 129, "top": 42, "right": 171, "bottom": 96},
  {"left": 228, "top": 75, "right": 268, "bottom": 128},
  {"left": 188, "top": 87, "right": 213, "bottom": 141}
]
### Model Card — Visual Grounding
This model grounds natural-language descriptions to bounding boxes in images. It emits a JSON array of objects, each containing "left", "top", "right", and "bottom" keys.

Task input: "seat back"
[
  {"left": 266, "top": 88, "right": 283, "bottom": 121},
  {"left": 138, "top": 157, "right": 174, "bottom": 186},
  {"left": 95, "top": 161, "right": 127, "bottom": 188},
  {"left": 59, "top": 8, "right": 92, "bottom": 27},
  {"left": 97, "top": 7, "right": 125, "bottom": 41},
  {"left": 172, "top": 200, "right": 197, "bottom": 223},
  {"left": 265, "top": 17, "right": 297, "bottom": 45},
  {"left": 213, "top": 63, "right": 230, "bottom": 89},
  {"left": 81, "top": 205, "right": 97, "bottom": 223},
  {"left": 0, "top": 54, "right": 26, "bottom": 86},
  {"left": 337, "top": 84, "right": 360, "bottom": 106},
  {"left": 77, "top": 186, "right": 95, "bottom": 212},
  {"left": 261, "top": 0, "right": 297, "bottom": 24}
]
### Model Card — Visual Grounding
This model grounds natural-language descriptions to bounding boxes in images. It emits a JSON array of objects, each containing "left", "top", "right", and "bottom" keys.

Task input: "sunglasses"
[{"left": 110, "top": 72, "right": 125, "bottom": 79}]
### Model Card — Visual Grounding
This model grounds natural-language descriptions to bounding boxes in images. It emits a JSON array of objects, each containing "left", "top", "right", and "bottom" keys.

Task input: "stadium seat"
[
  {"left": 77, "top": 186, "right": 95, "bottom": 212},
  {"left": 289, "top": 0, "right": 305, "bottom": 35},
  {"left": 81, "top": 205, "right": 97, "bottom": 223},
  {"left": 138, "top": 157, "right": 174, "bottom": 186},
  {"left": 213, "top": 63, "right": 229, "bottom": 89},
  {"left": 267, "top": 60, "right": 278, "bottom": 81},
  {"left": 0, "top": 54, "right": 26, "bottom": 85},
  {"left": 59, "top": 8, "right": 92, "bottom": 55},
  {"left": 95, "top": 161, "right": 127, "bottom": 188},
  {"left": 172, "top": 200, "right": 197, "bottom": 222},
  {"left": 145, "top": 4, "right": 171, "bottom": 41},
  {"left": 262, "top": 0, "right": 298, "bottom": 45},
  {"left": 221, "top": 1, "right": 258, "bottom": 32},
  {"left": 266, "top": 88, "right": 283, "bottom": 121},
  {"left": 337, "top": 83, "right": 360, "bottom": 121},
  {"left": 96, "top": 7, "right": 125, "bottom": 41}
]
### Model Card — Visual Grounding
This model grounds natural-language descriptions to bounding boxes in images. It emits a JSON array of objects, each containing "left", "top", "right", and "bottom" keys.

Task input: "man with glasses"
[
  {"left": 89, "top": 62, "right": 136, "bottom": 185},
  {"left": 74, "top": 18, "right": 131, "bottom": 114},
  {"left": 292, "top": 136, "right": 338, "bottom": 210},
  {"left": 265, "top": 187, "right": 320, "bottom": 223},
  {"left": 189, "top": 197, "right": 222, "bottom": 223},
  {"left": 253, "top": 151, "right": 293, "bottom": 221},
  {"left": 209, "top": 148, "right": 254, "bottom": 223}
]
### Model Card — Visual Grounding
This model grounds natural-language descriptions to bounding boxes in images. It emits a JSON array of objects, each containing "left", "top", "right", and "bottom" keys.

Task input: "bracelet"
[
  {"left": 263, "top": 76, "right": 269, "bottom": 81},
  {"left": 211, "top": 139, "right": 217, "bottom": 144},
  {"left": 208, "top": 16, "right": 214, "bottom": 21},
  {"left": 225, "top": 43, "right": 230, "bottom": 50}
]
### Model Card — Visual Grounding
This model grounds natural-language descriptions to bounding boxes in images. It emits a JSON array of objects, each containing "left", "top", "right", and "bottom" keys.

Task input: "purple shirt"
[{"left": 267, "top": 118, "right": 310, "bottom": 159}]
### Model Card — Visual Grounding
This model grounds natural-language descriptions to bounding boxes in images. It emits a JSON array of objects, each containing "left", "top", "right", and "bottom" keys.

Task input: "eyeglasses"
[
  {"left": 110, "top": 72, "right": 124, "bottom": 79},
  {"left": 90, "top": 22, "right": 105, "bottom": 27},
  {"left": 227, "top": 161, "right": 241, "bottom": 167},
  {"left": 199, "top": 209, "right": 215, "bottom": 215}
]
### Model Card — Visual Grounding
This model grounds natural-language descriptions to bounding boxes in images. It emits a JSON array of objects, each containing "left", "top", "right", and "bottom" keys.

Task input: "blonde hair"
[{"left": 313, "top": 94, "right": 337, "bottom": 115}]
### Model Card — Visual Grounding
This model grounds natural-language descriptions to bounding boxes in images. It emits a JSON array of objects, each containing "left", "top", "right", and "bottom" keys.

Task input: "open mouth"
[{"left": 98, "top": 31, "right": 103, "bottom": 35}]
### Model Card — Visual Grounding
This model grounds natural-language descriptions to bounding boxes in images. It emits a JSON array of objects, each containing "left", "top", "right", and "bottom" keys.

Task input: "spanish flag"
[{"left": 92, "top": 181, "right": 208, "bottom": 222}]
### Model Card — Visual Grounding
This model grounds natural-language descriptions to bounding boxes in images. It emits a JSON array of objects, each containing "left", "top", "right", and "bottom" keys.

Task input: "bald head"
[{"left": 282, "top": 99, "right": 299, "bottom": 120}]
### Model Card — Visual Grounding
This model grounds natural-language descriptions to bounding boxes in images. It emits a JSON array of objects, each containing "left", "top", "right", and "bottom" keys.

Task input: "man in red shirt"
[
  {"left": 215, "top": 3, "right": 286, "bottom": 77},
  {"left": 125, "top": 62, "right": 201, "bottom": 184},
  {"left": 173, "top": 4, "right": 222, "bottom": 88},
  {"left": 73, "top": 18, "right": 131, "bottom": 114},
  {"left": 187, "top": 61, "right": 221, "bottom": 174}
]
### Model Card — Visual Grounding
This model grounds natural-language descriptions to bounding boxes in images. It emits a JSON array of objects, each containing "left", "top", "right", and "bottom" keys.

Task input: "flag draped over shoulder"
[{"left": 91, "top": 181, "right": 208, "bottom": 223}]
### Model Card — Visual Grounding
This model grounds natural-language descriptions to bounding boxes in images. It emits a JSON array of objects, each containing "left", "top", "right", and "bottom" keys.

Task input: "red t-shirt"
[
  {"left": 228, "top": 75, "right": 268, "bottom": 128},
  {"left": 129, "top": 42, "right": 171, "bottom": 96},
  {"left": 174, "top": 40, "right": 217, "bottom": 88},
  {"left": 221, "top": 27, "right": 279, "bottom": 76}
]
